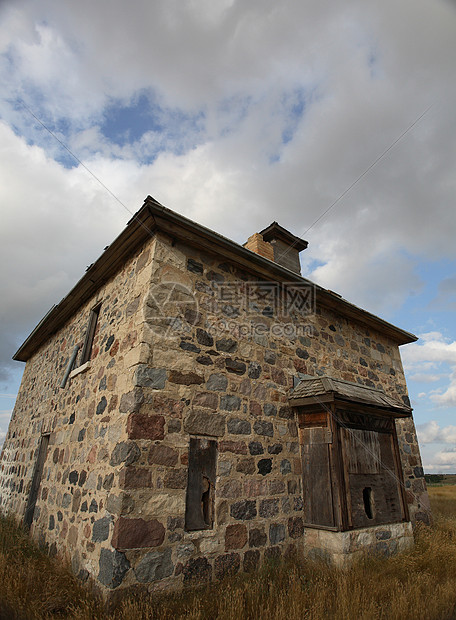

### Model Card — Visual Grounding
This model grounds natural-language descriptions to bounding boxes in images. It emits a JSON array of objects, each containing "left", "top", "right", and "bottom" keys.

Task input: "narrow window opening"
[
  {"left": 185, "top": 437, "right": 217, "bottom": 531},
  {"left": 80, "top": 303, "right": 101, "bottom": 364},
  {"left": 363, "top": 486, "right": 374, "bottom": 519}
]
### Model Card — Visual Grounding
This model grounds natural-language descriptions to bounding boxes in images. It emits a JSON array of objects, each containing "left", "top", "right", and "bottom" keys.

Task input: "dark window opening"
[
  {"left": 80, "top": 303, "right": 101, "bottom": 364},
  {"left": 363, "top": 487, "right": 374, "bottom": 519},
  {"left": 185, "top": 437, "right": 217, "bottom": 531}
]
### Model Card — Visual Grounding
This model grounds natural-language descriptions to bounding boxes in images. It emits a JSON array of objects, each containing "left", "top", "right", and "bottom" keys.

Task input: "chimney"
[{"left": 244, "top": 222, "right": 307, "bottom": 275}]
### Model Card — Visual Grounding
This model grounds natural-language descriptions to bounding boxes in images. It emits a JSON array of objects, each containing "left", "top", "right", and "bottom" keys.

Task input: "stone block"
[
  {"left": 135, "top": 366, "right": 167, "bottom": 389},
  {"left": 288, "top": 516, "right": 304, "bottom": 539},
  {"left": 214, "top": 553, "right": 241, "bottom": 580},
  {"left": 220, "top": 394, "right": 242, "bottom": 411},
  {"left": 269, "top": 523, "right": 286, "bottom": 545},
  {"left": 183, "top": 557, "right": 212, "bottom": 584},
  {"left": 227, "top": 419, "right": 251, "bottom": 435},
  {"left": 184, "top": 411, "right": 226, "bottom": 437},
  {"left": 134, "top": 548, "right": 174, "bottom": 583},
  {"left": 236, "top": 458, "right": 255, "bottom": 475},
  {"left": 169, "top": 370, "right": 204, "bottom": 385},
  {"left": 112, "top": 517, "right": 165, "bottom": 549},
  {"left": 249, "top": 528, "right": 267, "bottom": 548},
  {"left": 225, "top": 524, "right": 248, "bottom": 550},
  {"left": 164, "top": 469, "right": 188, "bottom": 489},
  {"left": 192, "top": 391, "right": 219, "bottom": 410},
  {"left": 243, "top": 549, "right": 260, "bottom": 572},
  {"left": 230, "top": 500, "right": 257, "bottom": 520},
  {"left": 92, "top": 516, "right": 112, "bottom": 542},
  {"left": 119, "top": 466, "right": 151, "bottom": 489},
  {"left": 98, "top": 548, "right": 130, "bottom": 589},
  {"left": 110, "top": 441, "right": 141, "bottom": 467},
  {"left": 206, "top": 373, "right": 228, "bottom": 391},
  {"left": 259, "top": 498, "right": 279, "bottom": 518},
  {"left": 219, "top": 440, "right": 247, "bottom": 455},
  {"left": 253, "top": 420, "right": 274, "bottom": 437},
  {"left": 258, "top": 459, "right": 272, "bottom": 476},
  {"left": 127, "top": 413, "right": 165, "bottom": 440},
  {"left": 148, "top": 444, "right": 179, "bottom": 466}
]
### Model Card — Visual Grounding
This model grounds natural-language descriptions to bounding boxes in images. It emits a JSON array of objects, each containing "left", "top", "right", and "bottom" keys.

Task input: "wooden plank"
[
  {"left": 301, "top": 427, "right": 332, "bottom": 445},
  {"left": 343, "top": 429, "right": 381, "bottom": 475},
  {"left": 302, "top": 443, "right": 335, "bottom": 527},
  {"left": 24, "top": 434, "right": 50, "bottom": 529}
]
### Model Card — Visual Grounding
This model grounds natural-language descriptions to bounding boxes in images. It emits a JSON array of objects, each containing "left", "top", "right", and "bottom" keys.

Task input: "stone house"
[{"left": 0, "top": 196, "right": 430, "bottom": 593}]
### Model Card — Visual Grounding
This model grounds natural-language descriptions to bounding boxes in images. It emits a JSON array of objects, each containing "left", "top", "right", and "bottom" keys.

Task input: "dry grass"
[{"left": 0, "top": 487, "right": 455, "bottom": 620}]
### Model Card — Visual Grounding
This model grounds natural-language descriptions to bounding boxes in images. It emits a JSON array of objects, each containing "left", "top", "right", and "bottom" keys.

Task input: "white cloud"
[
  {"left": 417, "top": 420, "right": 456, "bottom": 444},
  {"left": 1, "top": 0, "right": 456, "bottom": 392}
]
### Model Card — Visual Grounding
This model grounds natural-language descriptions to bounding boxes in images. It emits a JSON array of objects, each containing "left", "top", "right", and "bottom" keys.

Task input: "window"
[
  {"left": 80, "top": 303, "right": 101, "bottom": 364},
  {"left": 185, "top": 437, "right": 217, "bottom": 531}
]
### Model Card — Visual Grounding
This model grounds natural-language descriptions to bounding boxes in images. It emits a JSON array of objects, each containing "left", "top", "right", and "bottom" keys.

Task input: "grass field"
[{"left": 0, "top": 486, "right": 455, "bottom": 620}]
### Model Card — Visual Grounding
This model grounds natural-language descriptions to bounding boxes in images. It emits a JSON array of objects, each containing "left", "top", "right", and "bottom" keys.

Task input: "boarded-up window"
[
  {"left": 80, "top": 303, "right": 101, "bottom": 364},
  {"left": 24, "top": 434, "right": 50, "bottom": 529},
  {"left": 185, "top": 437, "right": 217, "bottom": 531}
]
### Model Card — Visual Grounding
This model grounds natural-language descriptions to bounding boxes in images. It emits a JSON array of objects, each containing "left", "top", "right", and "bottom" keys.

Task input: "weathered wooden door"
[{"left": 24, "top": 434, "right": 50, "bottom": 529}]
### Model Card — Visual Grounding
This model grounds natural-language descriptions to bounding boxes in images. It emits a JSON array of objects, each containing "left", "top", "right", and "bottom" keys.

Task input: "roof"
[
  {"left": 259, "top": 221, "right": 308, "bottom": 252},
  {"left": 289, "top": 376, "right": 412, "bottom": 415},
  {"left": 13, "top": 196, "right": 418, "bottom": 362}
]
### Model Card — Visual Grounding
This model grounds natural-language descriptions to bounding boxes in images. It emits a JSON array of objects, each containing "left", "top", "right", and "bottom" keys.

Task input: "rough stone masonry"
[{"left": 0, "top": 196, "right": 430, "bottom": 595}]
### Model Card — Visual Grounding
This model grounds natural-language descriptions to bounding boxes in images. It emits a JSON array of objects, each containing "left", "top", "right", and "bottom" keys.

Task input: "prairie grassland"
[{"left": 0, "top": 486, "right": 454, "bottom": 620}]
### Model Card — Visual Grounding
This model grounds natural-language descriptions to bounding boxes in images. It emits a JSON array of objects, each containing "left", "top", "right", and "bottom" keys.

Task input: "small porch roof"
[{"left": 289, "top": 376, "right": 412, "bottom": 416}]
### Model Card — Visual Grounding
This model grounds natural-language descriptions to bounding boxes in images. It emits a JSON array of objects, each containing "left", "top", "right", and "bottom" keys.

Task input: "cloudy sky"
[{"left": 1, "top": 0, "right": 456, "bottom": 470}]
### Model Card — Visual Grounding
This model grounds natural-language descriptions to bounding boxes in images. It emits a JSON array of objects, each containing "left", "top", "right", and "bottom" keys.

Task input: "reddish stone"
[
  {"left": 244, "top": 479, "right": 268, "bottom": 497},
  {"left": 225, "top": 524, "right": 247, "bottom": 551},
  {"left": 112, "top": 517, "right": 165, "bottom": 549},
  {"left": 249, "top": 401, "right": 262, "bottom": 416},
  {"left": 83, "top": 523, "right": 91, "bottom": 539},
  {"left": 110, "top": 340, "right": 120, "bottom": 357},
  {"left": 88, "top": 446, "right": 97, "bottom": 465},
  {"left": 236, "top": 458, "right": 255, "bottom": 475},
  {"left": 108, "top": 395, "right": 118, "bottom": 412},
  {"left": 219, "top": 440, "right": 247, "bottom": 455},
  {"left": 180, "top": 452, "right": 189, "bottom": 465},
  {"left": 293, "top": 458, "right": 302, "bottom": 474},
  {"left": 169, "top": 370, "right": 204, "bottom": 385},
  {"left": 214, "top": 553, "right": 241, "bottom": 580},
  {"left": 253, "top": 384, "right": 267, "bottom": 400},
  {"left": 120, "top": 466, "right": 152, "bottom": 489},
  {"left": 52, "top": 448, "right": 59, "bottom": 464},
  {"left": 164, "top": 469, "right": 187, "bottom": 489},
  {"left": 288, "top": 516, "right": 304, "bottom": 539},
  {"left": 219, "top": 479, "right": 242, "bottom": 498},
  {"left": 68, "top": 525, "right": 78, "bottom": 547},
  {"left": 152, "top": 394, "right": 184, "bottom": 417},
  {"left": 193, "top": 392, "right": 219, "bottom": 410},
  {"left": 271, "top": 367, "right": 287, "bottom": 386},
  {"left": 243, "top": 549, "right": 260, "bottom": 572},
  {"left": 269, "top": 479, "right": 285, "bottom": 495},
  {"left": 293, "top": 359, "right": 307, "bottom": 373},
  {"left": 127, "top": 413, "right": 165, "bottom": 440},
  {"left": 148, "top": 444, "right": 179, "bottom": 466}
]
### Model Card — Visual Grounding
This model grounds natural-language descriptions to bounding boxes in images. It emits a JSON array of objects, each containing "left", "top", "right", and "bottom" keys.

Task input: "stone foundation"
[{"left": 304, "top": 522, "right": 414, "bottom": 567}]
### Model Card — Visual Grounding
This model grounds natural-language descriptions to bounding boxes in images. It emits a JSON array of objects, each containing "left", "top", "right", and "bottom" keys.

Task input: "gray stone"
[
  {"left": 249, "top": 441, "right": 264, "bottom": 455},
  {"left": 227, "top": 419, "right": 251, "bottom": 435},
  {"left": 375, "top": 530, "right": 392, "bottom": 540},
  {"left": 119, "top": 389, "right": 144, "bottom": 414},
  {"left": 264, "top": 403, "right": 277, "bottom": 416},
  {"left": 98, "top": 548, "right": 130, "bottom": 589},
  {"left": 216, "top": 338, "right": 238, "bottom": 353},
  {"left": 268, "top": 443, "right": 283, "bottom": 454},
  {"left": 248, "top": 362, "right": 262, "bottom": 379},
  {"left": 280, "top": 459, "right": 292, "bottom": 475},
  {"left": 62, "top": 493, "right": 72, "bottom": 508},
  {"left": 230, "top": 500, "right": 257, "bottom": 520},
  {"left": 96, "top": 397, "right": 107, "bottom": 416},
  {"left": 206, "top": 373, "right": 228, "bottom": 391},
  {"left": 269, "top": 523, "right": 286, "bottom": 545},
  {"left": 134, "top": 548, "right": 173, "bottom": 583},
  {"left": 259, "top": 499, "right": 279, "bottom": 518},
  {"left": 177, "top": 542, "right": 195, "bottom": 560},
  {"left": 253, "top": 420, "right": 274, "bottom": 437},
  {"left": 218, "top": 460, "right": 232, "bottom": 476},
  {"left": 184, "top": 411, "right": 226, "bottom": 437},
  {"left": 92, "top": 516, "right": 112, "bottom": 542},
  {"left": 135, "top": 366, "right": 167, "bottom": 389},
  {"left": 110, "top": 441, "right": 141, "bottom": 467},
  {"left": 220, "top": 395, "right": 242, "bottom": 411}
]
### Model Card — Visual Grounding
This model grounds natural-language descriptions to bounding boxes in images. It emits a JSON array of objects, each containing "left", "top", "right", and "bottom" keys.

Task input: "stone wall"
[
  {"left": 0, "top": 238, "right": 155, "bottom": 581},
  {"left": 0, "top": 228, "right": 429, "bottom": 595}
]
